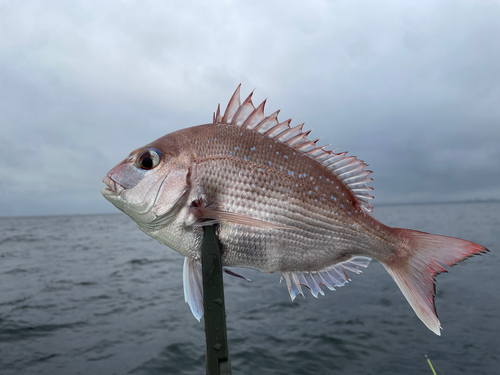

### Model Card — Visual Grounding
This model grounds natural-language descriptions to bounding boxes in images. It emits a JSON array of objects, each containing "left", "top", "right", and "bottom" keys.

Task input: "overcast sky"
[{"left": 1, "top": 0, "right": 499, "bottom": 217}]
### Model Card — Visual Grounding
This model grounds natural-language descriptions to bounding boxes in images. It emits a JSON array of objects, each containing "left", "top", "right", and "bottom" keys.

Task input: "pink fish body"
[{"left": 101, "top": 85, "right": 488, "bottom": 335}]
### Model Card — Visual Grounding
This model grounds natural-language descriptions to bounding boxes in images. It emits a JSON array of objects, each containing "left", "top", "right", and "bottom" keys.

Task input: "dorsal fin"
[{"left": 213, "top": 86, "right": 374, "bottom": 212}]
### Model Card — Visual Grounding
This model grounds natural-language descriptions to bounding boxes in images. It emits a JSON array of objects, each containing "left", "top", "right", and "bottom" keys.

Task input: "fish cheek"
[{"left": 153, "top": 167, "right": 191, "bottom": 218}]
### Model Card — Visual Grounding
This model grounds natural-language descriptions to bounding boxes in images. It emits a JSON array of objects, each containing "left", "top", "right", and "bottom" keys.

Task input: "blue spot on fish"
[
  {"left": 235, "top": 147, "right": 239, "bottom": 151},
  {"left": 251, "top": 147, "right": 256, "bottom": 151}
]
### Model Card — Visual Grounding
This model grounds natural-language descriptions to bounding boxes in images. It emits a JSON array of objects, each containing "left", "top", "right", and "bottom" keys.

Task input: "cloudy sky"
[{"left": 1, "top": 0, "right": 499, "bottom": 217}]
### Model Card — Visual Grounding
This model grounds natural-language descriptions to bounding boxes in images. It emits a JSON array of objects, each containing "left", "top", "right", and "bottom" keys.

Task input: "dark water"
[{"left": 0, "top": 202, "right": 499, "bottom": 374}]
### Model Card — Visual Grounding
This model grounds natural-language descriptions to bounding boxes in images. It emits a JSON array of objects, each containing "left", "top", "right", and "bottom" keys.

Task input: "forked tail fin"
[{"left": 381, "top": 229, "right": 488, "bottom": 335}]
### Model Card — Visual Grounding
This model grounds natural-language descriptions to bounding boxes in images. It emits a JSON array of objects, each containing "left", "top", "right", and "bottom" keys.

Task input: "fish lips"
[
  {"left": 101, "top": 175, "right": 125, "bottom": 197},
  {"left": 101, "top": 158, "right": 143, "bottom": 198}
]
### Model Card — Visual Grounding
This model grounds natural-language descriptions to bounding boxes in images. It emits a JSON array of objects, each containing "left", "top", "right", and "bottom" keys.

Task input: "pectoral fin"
[{"left": 190, "top": 206, "right": 285, "bottom": 229}]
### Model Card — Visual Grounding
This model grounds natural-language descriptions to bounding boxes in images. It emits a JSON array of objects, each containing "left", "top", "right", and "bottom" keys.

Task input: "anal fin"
[{"left": 281, "top": 256, "right": 371, "bottom": 301}]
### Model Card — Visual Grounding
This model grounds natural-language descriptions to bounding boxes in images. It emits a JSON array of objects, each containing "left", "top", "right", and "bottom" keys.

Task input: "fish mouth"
[{"left": 101, "top": 176, "right": 125, "bottom": 196}]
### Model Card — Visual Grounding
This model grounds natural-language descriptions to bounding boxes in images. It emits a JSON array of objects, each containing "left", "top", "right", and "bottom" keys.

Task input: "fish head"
[{"left": 101, "top": 133, "right": 192, "bottom": 226}]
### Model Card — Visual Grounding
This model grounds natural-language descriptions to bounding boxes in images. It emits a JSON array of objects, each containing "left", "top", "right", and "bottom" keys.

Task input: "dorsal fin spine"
[
  {"left": 306, "top": 145, "right": 327, "bottom": 156},
  {"left": 334, "top": 161, "right": 361, "bottom": 174},
  {"left": 221, "top": 84, "right": 241, "bottom": 123},
  {"left": 232, "top": 91, "right": 255, "bottom": 125},
  {"left": 276, "top": 123, "right": 303, "bottom": 142},
  {"left": 285, "top": 128, "right": 310, "bottom": 146},
  {"left": 242, "top": 100, "right": 267, "bottom": 129},
  {"left": 214, "top": 104, "right": 221, "bottom": 124},
  {"left": 254, "top": 110, "right": 280, "bottom": 132},
  {"left": 296, "top": 138, "right": 320, "bottom": 152},
  {"left": 265, "top": 119, "right": 292, "bottom": 137}
]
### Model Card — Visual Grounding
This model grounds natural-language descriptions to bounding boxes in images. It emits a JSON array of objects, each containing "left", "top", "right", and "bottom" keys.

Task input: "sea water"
[{"left": 0, "top": 202, "right": 499, "bottom": 374}]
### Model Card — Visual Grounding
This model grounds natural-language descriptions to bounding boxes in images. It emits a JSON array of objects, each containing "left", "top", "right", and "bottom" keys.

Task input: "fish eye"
[{"left": 136, "top": 149, "right": 161, "bottom": 170}]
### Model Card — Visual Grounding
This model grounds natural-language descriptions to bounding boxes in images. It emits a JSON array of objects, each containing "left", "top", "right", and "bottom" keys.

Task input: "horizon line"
[{"left": 1, "top": 198, "right": 499, "bottom": 219}]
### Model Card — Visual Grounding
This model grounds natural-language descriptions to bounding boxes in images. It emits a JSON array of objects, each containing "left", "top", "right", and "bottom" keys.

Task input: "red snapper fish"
[{"left": 101, "top": 85, "right": 488, "bottom": 335}]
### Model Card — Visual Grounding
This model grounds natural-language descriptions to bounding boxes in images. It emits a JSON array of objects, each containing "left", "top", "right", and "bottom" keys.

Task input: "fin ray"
[
  {"left": 281, "top": 256, "right": 371, "bottom": 300},
  {"left": 191, "top": 206, "right": 285, "bottom": 229},
  {"left": 382, "top": 229, "right": 489, "bottom": 335},
  {"left": 183, "top": 257, "right": 204, "bottom": 321},
  {"left": 214, "top": 86, "right": 374, "bottom": 211}
]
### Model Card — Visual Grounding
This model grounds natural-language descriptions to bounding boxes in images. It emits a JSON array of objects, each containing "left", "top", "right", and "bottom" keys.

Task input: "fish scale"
[
  {"left": 102, "top": 85, "right": 488, "bottom": 333},
  {"left": 183, "top": 122, "right": 380, "bottom": 272}
]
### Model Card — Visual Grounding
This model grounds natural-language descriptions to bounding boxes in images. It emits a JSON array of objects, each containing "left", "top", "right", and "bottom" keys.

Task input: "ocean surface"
[{"left": 0, "top": 202, "right": 498, "bottom": 374}]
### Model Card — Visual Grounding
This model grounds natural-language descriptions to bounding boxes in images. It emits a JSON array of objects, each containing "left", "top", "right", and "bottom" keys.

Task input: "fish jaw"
[
  {"left": 101, "top": 175, "right": 125, "bottom": 196},
  {"left": 100, "top": 159, "right": 163, "bottom": 221}
]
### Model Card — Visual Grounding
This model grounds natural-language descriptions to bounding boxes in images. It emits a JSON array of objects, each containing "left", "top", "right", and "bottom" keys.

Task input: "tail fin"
[{"left": 382, "top": 229, "right": 488, "bottom": 335}]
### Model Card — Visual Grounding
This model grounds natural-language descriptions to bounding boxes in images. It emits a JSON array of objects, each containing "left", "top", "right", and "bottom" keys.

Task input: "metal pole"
[{"left": 202, "top": 225, "right": 232, "bottom": 375}]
